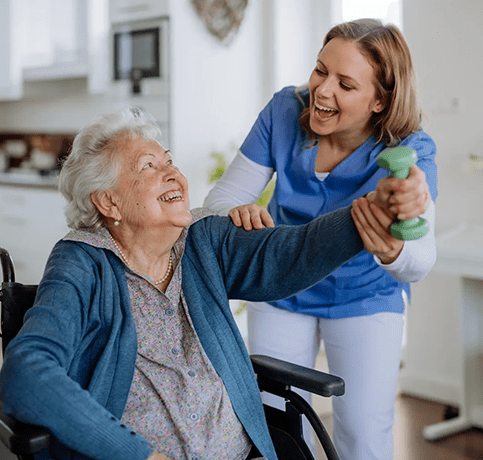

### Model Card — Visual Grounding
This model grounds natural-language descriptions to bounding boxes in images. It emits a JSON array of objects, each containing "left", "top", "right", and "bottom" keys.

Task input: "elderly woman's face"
[{"left": 111, "top": 135, "right": 192, "bottom": 231}]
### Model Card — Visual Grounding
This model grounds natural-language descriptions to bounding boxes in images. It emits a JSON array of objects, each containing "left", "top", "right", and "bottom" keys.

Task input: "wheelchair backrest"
[{"left": 0, "top": 248, "right": 38, "bottom": 355}]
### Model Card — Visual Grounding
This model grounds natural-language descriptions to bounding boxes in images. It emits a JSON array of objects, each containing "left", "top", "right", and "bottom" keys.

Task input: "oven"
[{"left": 111, "top": 17, "right": 169, "bottom": 97}]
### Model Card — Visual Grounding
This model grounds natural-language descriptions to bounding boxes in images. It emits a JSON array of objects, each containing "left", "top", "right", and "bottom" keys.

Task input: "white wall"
[
  {"left": 167, "top": 0, "right": 264, "bottom": 208},
  {"left": 168, "top": 0, "right": 331, "bottom": 208},
  {"left": 272, "top": 0, "right": 329, "bottom": 91},
  {"left": 399, "top": 0, "right": 483, "bottom": 405},
  {"left": 404, "top": 0, "right": 483, "bottom": 232}
]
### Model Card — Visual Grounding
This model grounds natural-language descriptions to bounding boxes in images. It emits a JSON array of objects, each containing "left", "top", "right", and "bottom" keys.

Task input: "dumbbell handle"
[
  {"left": 377, "top": 146, "right": 417, "bottom": 178},
  {"left": 377, "top": 146, "right": 429, "bottom": 241}
]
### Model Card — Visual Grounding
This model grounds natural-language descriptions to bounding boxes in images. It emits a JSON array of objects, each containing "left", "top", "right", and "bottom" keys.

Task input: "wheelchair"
[{"left": 0, "top": 247, "right": 344, "bottom": 460}]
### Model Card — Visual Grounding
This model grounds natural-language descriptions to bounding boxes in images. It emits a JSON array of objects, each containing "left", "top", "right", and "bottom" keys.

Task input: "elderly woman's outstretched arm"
[{"left": 185, "top": 204, "right": 364, "bottom": 302}]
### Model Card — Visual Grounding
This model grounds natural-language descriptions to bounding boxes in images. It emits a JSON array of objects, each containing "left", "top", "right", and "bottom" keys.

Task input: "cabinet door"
[
  {"left": 0, "top": 0, "right": 23, "bottom": 100},
  {"left": 87, "top": 0, "right": 110, "bottom": 94},
  {"left": 0, "top": 186, "right": 69, "bottom": 284},
  {"left": 0, "top": 0, "right": 109, "bottom": 96},
  {"left": 110, "top": 0, "right": 169, "bottom": 23},
  {"left": 21, "top": 0, "right": 89, "bottom": 81}
]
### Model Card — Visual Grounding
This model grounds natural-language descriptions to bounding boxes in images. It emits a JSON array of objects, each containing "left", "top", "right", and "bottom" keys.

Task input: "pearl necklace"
[{"left": 108, "top": 233, "right": 174, "bottom": 285}]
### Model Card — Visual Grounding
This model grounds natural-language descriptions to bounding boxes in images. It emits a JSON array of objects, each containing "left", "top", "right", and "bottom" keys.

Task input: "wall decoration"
[{"left": 191, "top": 0, "right": 248, "bottom": 45}]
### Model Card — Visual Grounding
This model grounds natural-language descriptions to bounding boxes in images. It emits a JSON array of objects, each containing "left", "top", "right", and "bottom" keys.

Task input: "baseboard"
[{"left": 398, "top": 371, "right": 462, "bottom": 406}]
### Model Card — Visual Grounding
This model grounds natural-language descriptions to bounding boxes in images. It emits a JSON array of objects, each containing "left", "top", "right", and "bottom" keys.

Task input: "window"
[{"left": 332, "top": 0, "right": 403, "bottom": 29}]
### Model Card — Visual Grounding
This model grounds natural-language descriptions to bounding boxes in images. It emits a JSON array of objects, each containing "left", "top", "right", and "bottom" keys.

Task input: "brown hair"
[{"left": 299, "top": 18, "right": 422, "bottom": 147}]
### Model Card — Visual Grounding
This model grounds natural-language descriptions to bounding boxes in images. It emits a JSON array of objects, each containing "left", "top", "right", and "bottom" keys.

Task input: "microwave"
[{"left": 111, "top": 17, "right": 169, "bottom": 96}]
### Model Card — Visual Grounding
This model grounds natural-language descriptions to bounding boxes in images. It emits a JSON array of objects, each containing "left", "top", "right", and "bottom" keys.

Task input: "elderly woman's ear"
[{"left": 90, "top": 191, "right": 121, "bottom": 222}]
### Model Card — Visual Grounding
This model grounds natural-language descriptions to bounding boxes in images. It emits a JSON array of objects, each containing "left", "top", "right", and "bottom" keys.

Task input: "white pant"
[{"left": 247, "top": 302, "right": 404, "bottom": 460}]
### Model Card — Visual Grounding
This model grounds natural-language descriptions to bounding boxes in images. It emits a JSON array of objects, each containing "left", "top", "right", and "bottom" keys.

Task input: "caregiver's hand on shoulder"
[
  {"left": 351, "top": 197, "right": 404, "bottom": 264},
  {"left": 370, "top": 165, "right": 430, "bottom": 220},
  {"left": 228, "top": 204, "right": 275, "bottom": 230}
]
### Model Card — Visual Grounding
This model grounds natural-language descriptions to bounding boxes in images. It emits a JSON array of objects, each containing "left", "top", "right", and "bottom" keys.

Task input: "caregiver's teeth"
[
  {"left": 159, "top": 191, "right": 182, "bottom": 202},
  {"left": 315, "top": 102, "right": 336, "bottom": 112}
]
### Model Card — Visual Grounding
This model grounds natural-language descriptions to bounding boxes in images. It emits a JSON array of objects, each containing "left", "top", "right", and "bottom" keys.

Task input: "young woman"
[{"left": 204, "top": 19, "right": 437, "bottom": 460}]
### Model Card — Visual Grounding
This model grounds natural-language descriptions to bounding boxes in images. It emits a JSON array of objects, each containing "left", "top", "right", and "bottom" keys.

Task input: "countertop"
[
  {"left": 433, "top": 223, "right": 483, "bottom": 278},
  {"left": 0, "top": 171, "right": 59, "bottom": 189}
]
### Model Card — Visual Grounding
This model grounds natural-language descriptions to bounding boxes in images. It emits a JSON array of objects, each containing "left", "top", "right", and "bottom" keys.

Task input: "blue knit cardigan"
[{"left": 0, "top": 207, "right": 362, "bottom": 460}]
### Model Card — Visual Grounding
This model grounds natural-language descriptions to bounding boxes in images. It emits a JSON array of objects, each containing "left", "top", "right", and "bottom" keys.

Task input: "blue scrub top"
[{"left": 240, "top": 86, "right": 438, "bottom": 318}]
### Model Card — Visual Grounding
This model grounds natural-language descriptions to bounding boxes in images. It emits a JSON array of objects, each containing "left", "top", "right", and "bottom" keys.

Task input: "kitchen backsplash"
[{"left": 0, "top": 132, "right": 75, "bottom": 175}]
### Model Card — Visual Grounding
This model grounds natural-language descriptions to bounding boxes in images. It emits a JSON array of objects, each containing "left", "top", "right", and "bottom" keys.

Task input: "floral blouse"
[{"left": 65, "top": 209, "right": 252, "bottom": 460}]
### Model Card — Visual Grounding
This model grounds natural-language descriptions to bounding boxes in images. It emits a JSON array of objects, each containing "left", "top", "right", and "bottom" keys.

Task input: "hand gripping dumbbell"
[{"left": 377, "top": 146, "right": 429, "bottom": 240}]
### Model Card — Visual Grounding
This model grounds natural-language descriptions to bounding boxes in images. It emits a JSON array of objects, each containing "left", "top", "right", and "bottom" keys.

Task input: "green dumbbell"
[{"left": 377, "top": 146, "right": 429, "bottom": 240}]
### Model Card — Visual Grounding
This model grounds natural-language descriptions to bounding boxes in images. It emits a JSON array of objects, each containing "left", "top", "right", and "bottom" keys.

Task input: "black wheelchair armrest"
[
  {"left": 0, "top": 400, "right": 50, "bottom": 456},
  {"left": 250, "top": 354, "right": 344, "bottom": 398}
]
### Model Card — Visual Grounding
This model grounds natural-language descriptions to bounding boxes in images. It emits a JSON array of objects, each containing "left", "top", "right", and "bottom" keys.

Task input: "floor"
[
  {"left": 393, "top": 395, "right": 483, "bottom": 460},
  {"left": 312, "top": 350, "right": 483, "bottom": 460},
  {"left": 315, "top": 394, "right": 483, "bottom": 460}
]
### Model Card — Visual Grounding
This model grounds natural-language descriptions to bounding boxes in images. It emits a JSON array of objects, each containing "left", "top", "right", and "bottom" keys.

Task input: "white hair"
[{"left": 59, "top": 108, "right": 163, "bottom": 231}]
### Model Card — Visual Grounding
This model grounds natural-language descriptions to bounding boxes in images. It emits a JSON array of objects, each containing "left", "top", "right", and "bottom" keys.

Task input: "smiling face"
[
  {"left": 109, "top": 134, "right": 192, "bottom": 232},
  {"left": 308, "top": 37, "right": 384, "bottom": 144}
]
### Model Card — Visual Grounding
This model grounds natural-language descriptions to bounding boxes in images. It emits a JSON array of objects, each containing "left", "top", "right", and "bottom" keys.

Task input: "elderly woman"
[{"left": 0, "top": 109, "right": 426, "bottom": 460}]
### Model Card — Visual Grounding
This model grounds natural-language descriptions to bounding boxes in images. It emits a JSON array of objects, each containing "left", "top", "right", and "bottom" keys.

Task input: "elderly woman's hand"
[
  {"left": 369, "top": 164, "right": 430, "bottom": 221},
  {"left": 351, "top": 196, "right": 404, "bottom": 264},
  {"left": 228, "top": 204, "right": 275, "bottom": 230}
]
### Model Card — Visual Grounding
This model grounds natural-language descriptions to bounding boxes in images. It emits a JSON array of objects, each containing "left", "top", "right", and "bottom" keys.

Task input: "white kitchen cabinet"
[
  {"left": 0, "top": 0, "right": 109, "bottom": 99},
  {"left": 86, "top": 0, "right": 110, "bottom": 94},
  {"left": 20, "top": 0, "right": 89, "bottom": 81},
  {"left": 110, "top": 0, "right": 169, "bottom": 23},
  {"left": 0, "top": 185, "right": 69, "bottom": 284},
  {"left": 0, "top": 0, "right": 23, "bottom": 99}
]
